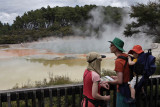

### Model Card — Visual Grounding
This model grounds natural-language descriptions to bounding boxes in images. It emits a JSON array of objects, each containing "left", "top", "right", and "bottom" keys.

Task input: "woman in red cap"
[{"left": 127, "top": 45, "right": 144, "bottom": 103}]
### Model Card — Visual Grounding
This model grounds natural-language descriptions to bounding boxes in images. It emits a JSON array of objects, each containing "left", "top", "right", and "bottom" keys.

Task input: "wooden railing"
[
  {"left": 136, "top": 76, "right": 160, "bottom": 107},
  {"left": 0, "top": 76, "right": 160, "bottom": 107}
]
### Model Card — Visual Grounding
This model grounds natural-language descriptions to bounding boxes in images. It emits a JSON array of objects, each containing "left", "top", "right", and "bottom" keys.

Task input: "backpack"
[
  {"left": 134, "top": 49, "right": 156, "bottom": 76},
  {"left": 118, "top": 49, "right": 156, "bottom": 78},
  {"left": 134, "top": 49, "right": 156, "bottom": 92}
]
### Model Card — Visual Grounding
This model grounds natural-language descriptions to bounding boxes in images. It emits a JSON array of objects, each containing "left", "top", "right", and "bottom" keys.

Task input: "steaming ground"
[
  {"left": 0, "top": 41, "right": 159, "bottom": 90},
  {"left": 8, "top": 35, "right": 156, "bottom": 55},
  {"left": 3, "top": 36, "right": 160, "bottom": 60}
]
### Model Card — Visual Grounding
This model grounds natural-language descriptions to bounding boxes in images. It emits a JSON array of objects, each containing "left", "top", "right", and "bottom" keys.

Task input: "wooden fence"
[{"left": 0, "top": 76, "right": 160, "bottom": 107}]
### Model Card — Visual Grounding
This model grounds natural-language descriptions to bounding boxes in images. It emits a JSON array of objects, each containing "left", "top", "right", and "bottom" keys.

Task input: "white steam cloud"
[{"left": 28, "top": 7, "right": 155, "bottom": 54}]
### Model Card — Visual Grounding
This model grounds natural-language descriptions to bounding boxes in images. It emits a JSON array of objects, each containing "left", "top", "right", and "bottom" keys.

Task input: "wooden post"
[
  {"left": 32, "top": 91, "right": 36, "bottom": 107},
  {"left": 149, "top": 79, "right": 153, "bottom": 107},
  {"left": 155, "top": 78, "right": 159, "bottom": 107},
  {"left": 24, "top": 92, "right": 28, "bottom": 107},
  {"left": 79, "top": 86, "right": 82, "bottom": 107},
  {"left": 57, "top": 88, "right": 61, "bottom": 107},
  {"left": 7, "top": 93, "right": 11, "bottom": 107},
  {"left": 49, "top": 89, "right": 53, "bottom": 107},
  {"left": 41, "top": 90, "right": 44, "bottom": 107},
  {"left": 72, "top": 87, "right": 75, "bottom": 107},
  {"left": 0, "top": 94, "right": 2, "bottom": 107},
  {"left": 16, "top": 92, "right": 19, "bottom": 107},
  {"left": 65, "top": 88, "right": 68, "bottom": 107}
]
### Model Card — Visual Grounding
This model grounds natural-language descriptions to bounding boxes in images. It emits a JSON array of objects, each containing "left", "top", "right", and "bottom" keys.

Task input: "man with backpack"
[
  {"left": 127, "top": 45, "right": 144, "bottom": 103},
  {"left": 107, "top": 37, "right": 135, "bottom": 107},
  {"left": 128, "top": 45, "right": 156, "bottom": 106},
  {"left": 131, "top": 47, "right": 156, "bottom": 94}
]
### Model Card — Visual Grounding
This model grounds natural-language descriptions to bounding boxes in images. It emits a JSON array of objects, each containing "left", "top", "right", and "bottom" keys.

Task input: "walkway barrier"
[{"left": 0, "top": 76, "right": 160, "bottom": 107}]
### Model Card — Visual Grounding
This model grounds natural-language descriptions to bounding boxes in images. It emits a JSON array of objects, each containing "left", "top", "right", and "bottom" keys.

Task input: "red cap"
[{"left": 128, "top": 45, "right": 144, "bottom": 54}]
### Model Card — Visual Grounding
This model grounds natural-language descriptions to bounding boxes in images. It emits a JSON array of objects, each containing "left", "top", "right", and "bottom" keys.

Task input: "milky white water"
[{"left": 0, "top": 46, "right": 115, "bottom": 90}]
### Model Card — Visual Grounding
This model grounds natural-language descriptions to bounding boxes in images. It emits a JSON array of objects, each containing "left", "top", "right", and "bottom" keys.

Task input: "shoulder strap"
[
  {"left": 117, "top": 56, "right": 129, "bottom": 84},
  {"left": 148, "top": 49, "right": 152, "bottom": 55},
  {"left": 83, "top": 95, "right": 100, "bottom": 107},
  {"left": 83, "top": 70, "right": 90, "bottom": 80},
  {"left": 144, "top": 49, "right": 152, "bottom": 68},
  {"left": 117, "top": 56, "right": 128, "bottom": 69}
]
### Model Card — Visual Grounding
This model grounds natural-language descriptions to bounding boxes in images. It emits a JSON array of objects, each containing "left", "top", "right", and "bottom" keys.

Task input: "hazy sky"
[{"left": 0, "top": 0, "right": 156, "bottom": 25}]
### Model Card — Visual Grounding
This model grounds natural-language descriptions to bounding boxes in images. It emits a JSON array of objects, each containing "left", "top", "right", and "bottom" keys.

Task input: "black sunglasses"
[{"left": 110, "top": 44, "right": 114, "bottom": 47}]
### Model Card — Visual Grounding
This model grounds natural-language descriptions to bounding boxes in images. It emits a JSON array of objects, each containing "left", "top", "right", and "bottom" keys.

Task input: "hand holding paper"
[{"left": 101, "top": 76, "right": 114, "bottom": 81}]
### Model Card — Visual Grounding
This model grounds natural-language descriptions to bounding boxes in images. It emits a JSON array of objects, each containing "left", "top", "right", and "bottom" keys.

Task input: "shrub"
[{"left": 12, "top": 73, "right": 73, "bottom": 89}]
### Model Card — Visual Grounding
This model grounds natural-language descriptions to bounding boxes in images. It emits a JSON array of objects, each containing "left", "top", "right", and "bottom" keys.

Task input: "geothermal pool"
[
  {"left": 1, "top": 38, "right": 159, "bottom": 90},
  {"left": 0, "top": 46, "right": 115, "bottom": 90}
]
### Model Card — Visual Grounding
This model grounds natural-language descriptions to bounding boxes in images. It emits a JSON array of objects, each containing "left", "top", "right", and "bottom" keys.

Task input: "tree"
[
  {"left": 124, "top": 2, "right": 160, "bottom": 42},
  {"left": 0, "top": 5, "right": 126, "bottom": 44}
]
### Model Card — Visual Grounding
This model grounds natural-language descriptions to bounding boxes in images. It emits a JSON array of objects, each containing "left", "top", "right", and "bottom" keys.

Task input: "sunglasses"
[{"left": 110, "top": 44, "right": 114, "bottom": 47}]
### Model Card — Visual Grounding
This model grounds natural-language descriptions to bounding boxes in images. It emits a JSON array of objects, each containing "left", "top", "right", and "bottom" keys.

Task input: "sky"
[{"left": 0, "top": 0, "right": 156, "bottom": 25}]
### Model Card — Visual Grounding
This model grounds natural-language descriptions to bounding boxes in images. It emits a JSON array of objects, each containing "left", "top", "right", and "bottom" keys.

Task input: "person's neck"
[{"left": 114, "top": 51, "right": 123, "bottom": 57}]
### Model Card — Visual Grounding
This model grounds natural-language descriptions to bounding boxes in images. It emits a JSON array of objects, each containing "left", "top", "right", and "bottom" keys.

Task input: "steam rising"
[{"left": 28, "top": 7, "right": 155, "bottom": 54}]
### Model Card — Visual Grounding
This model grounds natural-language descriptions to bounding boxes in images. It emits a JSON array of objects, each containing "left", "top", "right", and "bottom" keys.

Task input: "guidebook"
[{"left": 101, "top": 76, "right": 114, "bottom": 81}]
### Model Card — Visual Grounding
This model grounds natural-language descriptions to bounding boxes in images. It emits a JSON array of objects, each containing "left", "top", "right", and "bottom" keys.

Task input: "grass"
[
  {"left": 101, "top": 68, "right": 116, "bottom": 77},
  {"left": 12, "top": 68, "right": 115, "bottom": 89},
  {"left": 12, "top": 72, "right": 75, "bottom": 89}
]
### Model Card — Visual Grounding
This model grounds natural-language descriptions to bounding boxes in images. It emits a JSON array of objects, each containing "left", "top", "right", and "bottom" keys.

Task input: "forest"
[
  {"left": 0, "top": 1, "right": 160, "bottom": 44},
  {"left": 0, "top": 5, "right": 126, "bottom": 44}
]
